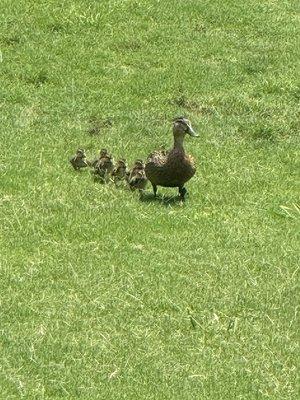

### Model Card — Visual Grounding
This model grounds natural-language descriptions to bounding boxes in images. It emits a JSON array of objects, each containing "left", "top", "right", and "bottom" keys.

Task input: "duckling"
[
  {"left": 145, "top": 117, "right": 198, "bottom": 200},
  {"left": 93, "top": 154, "right": 114, "bottom": 182},
  {"left": 127, "top": 159, "right": 148, "bottom": 195},
  {"left": 70, "top": 148, "right": 89, "bottom": 170},
  {"left": 90, "top": 148, "right": 110, "bottom": 168},
  {"left": 112, "top": 159, "right": 128, "bottom": 184}
]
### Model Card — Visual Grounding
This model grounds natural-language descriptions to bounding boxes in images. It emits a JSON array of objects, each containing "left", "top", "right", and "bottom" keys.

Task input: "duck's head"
[
  {"left": 76, "top": 148, "right": 86, "bottom": 157},
  {"left": 99, "top": 148, "right": 109, "bottom": 158},
  {"left": 117, "top": 159, "right": 127, "bottom": 168},
  {"left": 173, "top": 117, "right": 198, "bottom": 137},
  {"left": 133, "top": 159, "right": 145, "bottom": 169}
]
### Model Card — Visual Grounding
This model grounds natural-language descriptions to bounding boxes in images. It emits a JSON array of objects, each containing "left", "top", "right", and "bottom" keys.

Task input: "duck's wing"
[
  {"left": 186, "top": 154, "right": 197, "bottom": 171},
  {"left": 146, "top": 149, "right": 169, "bottom": 166}
]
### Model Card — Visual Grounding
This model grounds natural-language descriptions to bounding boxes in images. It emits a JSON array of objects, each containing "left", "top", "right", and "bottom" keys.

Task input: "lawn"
[{"left": 0, "top": 0, "right": 299, "bottom": 398}]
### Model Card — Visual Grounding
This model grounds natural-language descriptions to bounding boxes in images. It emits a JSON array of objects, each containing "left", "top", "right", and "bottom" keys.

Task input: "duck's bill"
[{"left": 187, "top": 125, "right": 198, "bottom": 137}]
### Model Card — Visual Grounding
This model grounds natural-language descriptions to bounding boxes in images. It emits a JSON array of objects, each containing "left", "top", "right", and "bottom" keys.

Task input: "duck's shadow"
[{"left": 140, "top": 192, "right": 184, "bottom": 206}]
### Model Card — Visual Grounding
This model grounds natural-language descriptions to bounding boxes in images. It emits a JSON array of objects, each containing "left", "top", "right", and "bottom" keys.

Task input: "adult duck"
[{"left": 145, "top": 117, "right": 198, "bottom": 200}]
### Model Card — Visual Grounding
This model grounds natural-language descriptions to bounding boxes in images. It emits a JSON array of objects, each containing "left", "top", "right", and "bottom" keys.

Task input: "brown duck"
[
  {"left": 90, "top": 148, "right": 110, "bottom": 168},
  {"left": 70, "top": 148, "right": 89, "bottom": 170},
  {"left": 93, "top": 154, "right": 114, "bottom": 182},
  {"left": 112, "top": 159, "right": 128, "bottom": 184},
  {"left": 145, "top": 117, "right": 198, "bottom": 199},
  {"left": 127, "top": 159, "right": 148, "bottom": 194}
]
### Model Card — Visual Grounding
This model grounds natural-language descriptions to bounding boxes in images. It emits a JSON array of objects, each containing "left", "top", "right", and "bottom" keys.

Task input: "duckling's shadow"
[{"left": 140, "top": 192, "right": 184, "bottom": 206}]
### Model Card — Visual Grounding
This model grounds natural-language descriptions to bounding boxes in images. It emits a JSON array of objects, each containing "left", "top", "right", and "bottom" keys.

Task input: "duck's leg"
[
  {"left": 178, "top": 186, "right": 187, "bottom": 200},
  {"left": 152, "top": 183, "right": 157, "bottom": 197}
]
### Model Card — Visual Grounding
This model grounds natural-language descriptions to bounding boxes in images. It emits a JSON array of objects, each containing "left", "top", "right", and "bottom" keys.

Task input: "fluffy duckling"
[
  {"left": 70, "top": 148, "right": 89, "bottom": 170},
  {"left": 127, "top": 159, "right": 148, "bottom": 195},
  {"left": 90, "top": 148, "right": 110, "bottom": 168},
  {"left": 93, "top": 154, "right": 114, "bottom": 182},
  {"left": 112, "top": 159, "right": 128, "bottom": 184}
]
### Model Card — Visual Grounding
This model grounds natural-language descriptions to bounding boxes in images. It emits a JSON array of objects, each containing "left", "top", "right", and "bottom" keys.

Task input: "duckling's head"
[
  {"left": 76, "top": 148, "right": 86, "bottom": 157},
  {"left": 173, "top": 117, "right": 198, "bottom": 137},
  {"left": 99, "top": 148, "right": 109, "bottom": 158},
  {"left": 133, "top": 159, "right": 145, "bottom": 169},
  {"left": 117, "top": 159, "right": 127, "bottom": 167}
]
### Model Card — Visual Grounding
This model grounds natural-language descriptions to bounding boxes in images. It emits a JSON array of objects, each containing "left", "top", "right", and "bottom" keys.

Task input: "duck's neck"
[{"left": 173, "top": 134, "right": 185, "bottom": 152}]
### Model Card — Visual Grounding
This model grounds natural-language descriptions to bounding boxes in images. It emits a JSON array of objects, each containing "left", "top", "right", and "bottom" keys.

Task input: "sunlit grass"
[{"left": 0, "top": 0, "right": 299, "bottom": 398}]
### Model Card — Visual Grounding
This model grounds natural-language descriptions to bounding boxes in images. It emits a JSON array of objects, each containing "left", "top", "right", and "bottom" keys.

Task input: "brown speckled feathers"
[
  {"left": 145, "top": 148, "right": 196, "bottom": 187},
  {"left": 145, "top": 117, "right": 197, "bottom": 199}
]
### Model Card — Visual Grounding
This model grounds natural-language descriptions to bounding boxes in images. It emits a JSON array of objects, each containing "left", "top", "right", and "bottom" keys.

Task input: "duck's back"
[{"left": 145, "top": 148, "right": 196, "bottom": 187}]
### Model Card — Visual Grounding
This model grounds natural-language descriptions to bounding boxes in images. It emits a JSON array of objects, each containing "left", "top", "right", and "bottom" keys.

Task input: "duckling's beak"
[{"left": 187, "top": 124, "right": 198, "bottom": 137}]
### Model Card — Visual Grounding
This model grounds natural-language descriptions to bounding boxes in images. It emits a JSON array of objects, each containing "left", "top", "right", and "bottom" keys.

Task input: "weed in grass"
[
  {"left": 24, "top": 70, "right": 49, "bottom": 88},
  {"left": 47, "top": 22, "right": 70, "bottom": 34},
  {"left": 1, "top": 35, "right": 21, "bottom": 46},
  {"left": 87, "top": 116, "right": 113, "bottom": 136}
]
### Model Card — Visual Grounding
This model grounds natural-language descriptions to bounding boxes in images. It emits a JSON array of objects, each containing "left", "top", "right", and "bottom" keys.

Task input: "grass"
[{"left": 0, "top": 0, "right": 299, "bottom": 398}]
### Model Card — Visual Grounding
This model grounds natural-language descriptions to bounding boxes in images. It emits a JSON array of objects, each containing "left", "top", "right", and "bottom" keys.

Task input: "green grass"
[{"left": 0, "top": 0, "right": 299, "bottom": 398}]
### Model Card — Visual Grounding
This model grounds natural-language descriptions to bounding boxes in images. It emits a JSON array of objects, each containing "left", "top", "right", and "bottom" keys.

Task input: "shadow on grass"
[{"left": 140, "top": 192, "right": 184, "bottom": 206}]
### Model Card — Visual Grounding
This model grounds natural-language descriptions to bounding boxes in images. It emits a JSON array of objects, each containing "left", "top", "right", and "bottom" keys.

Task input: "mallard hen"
[{"left": 145, "top": 117, "right": 198, "bottom": 199}]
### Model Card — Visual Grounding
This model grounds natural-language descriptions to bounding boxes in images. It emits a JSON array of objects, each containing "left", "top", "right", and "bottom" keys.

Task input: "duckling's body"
[
  {"left": 70, "top": 149, "right": 89, "bottom": 170},
  {"left": 90, "top": 148, "right": 110, "bottom": 168},
  {"left": 93, "top": 154, "right": 114, "bottom": 182},
  {"left": 145, "top": 117, "right": 197, "bottom": 199},
  {"left": 112, "top": 159, "right": 128, "bottom": 183},
  {"left": 127, "top": 160, "right": 148, "bottom": 193}
]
